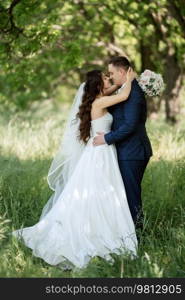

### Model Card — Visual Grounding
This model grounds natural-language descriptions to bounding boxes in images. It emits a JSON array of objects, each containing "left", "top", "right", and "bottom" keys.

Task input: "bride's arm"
[
  {"left": 94, "top": 68, "right": 135, "bottom": 109},
  {"left": 103, "top": 84, "right": 119, "bottom": 96}
]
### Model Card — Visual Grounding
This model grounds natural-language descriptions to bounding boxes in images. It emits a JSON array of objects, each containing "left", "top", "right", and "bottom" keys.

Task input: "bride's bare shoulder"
[
  {"left": 91, "top": 99, "right": 107, "bottom": 118},
  {"left": 92, "top": 97, "right": 106, "bottom": 107}
]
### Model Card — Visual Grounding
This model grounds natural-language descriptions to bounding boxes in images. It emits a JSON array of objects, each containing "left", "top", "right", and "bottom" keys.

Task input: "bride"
[{"left": 12, "top": 67, "right": 138, "bottom": 270}]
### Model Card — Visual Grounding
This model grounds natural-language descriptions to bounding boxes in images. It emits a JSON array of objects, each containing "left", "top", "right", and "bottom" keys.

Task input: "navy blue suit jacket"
[{"left": 104, "top": 79, "right": 153, "bottom": 161}]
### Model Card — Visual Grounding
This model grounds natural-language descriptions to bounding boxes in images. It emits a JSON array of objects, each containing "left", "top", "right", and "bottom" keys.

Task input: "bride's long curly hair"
[{"left": 76, "top": 70, "right": 104, "bottom": 143}]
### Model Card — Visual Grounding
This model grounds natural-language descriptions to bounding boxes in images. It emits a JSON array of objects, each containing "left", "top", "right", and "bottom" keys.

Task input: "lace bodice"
[{"left": 90, "top": 112, "right": 113, "bottom": 137}]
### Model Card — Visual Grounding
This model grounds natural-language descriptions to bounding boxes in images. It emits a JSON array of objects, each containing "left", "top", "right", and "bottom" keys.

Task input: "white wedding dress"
[{"left": 12, "top": 112, "right": 138, "bottom": 269}]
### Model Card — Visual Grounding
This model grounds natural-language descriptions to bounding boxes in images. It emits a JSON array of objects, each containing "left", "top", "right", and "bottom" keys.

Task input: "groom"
[{"left": 93, "top": 56, "right": 153, "bottom": 233}]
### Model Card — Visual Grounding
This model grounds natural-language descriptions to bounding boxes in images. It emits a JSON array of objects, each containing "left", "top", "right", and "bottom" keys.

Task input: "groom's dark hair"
[{"left": 108, "top": 56, "right": 131, "bottom": 70}]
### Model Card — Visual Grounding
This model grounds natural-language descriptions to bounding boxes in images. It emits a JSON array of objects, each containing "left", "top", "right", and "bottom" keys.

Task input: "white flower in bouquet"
[{"left": 137, "top": 69, "right": 165, "bottom": 97}]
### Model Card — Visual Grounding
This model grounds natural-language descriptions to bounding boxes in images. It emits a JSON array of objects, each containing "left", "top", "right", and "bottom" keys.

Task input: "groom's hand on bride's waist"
[{"left": 93, "top": 132, "right": 106, "bottom": 146}]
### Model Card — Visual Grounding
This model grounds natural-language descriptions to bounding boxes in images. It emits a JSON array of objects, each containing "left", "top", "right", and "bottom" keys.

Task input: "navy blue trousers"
[{"left": 118, "top": 159, "right": 149, "bottom": 230}]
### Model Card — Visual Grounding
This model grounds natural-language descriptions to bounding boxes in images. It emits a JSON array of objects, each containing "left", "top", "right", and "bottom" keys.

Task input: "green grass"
[{"left": 0, "top": 100, "right": 185, "bottom": 278}]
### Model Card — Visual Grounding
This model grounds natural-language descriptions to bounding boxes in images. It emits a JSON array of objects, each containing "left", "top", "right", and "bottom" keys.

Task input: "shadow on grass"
[
  {"left": 142, "top": 157, "right": 185, "bottom": 232},
  {"left": 0, "top": 153, "right": 53, "bottom": 227}
]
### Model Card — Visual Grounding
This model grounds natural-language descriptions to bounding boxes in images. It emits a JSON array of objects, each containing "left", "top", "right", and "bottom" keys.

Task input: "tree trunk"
[
  {"left": 163, "top": 48, "right": 183, "bottom": 124},
  {"left": 140, "top": 40, "right": 162, "bottom": 118}
]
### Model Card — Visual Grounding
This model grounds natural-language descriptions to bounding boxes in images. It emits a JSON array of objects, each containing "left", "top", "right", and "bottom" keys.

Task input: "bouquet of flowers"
[{"left": 137, "top": 69, "right": 165, "bottom": 97}]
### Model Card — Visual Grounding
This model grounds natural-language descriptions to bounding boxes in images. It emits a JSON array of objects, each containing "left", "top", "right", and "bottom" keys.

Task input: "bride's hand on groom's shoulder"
[{"left": 126, "top": 67, "right": 136, "bottom": 82}]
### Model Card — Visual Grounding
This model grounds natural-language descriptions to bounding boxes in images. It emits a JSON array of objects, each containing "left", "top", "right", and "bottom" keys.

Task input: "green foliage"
[{"left": 0, "top": 1, "right": 184, "bottom": 110}]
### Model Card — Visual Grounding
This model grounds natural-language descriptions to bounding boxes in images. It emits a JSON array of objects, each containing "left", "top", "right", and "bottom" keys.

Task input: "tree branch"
[
  {"left": 2, "top": 0, "right": 23, "bottom": 35},
  {"left": 167, "top": 2, "right": 185, "bottom": 38}
]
